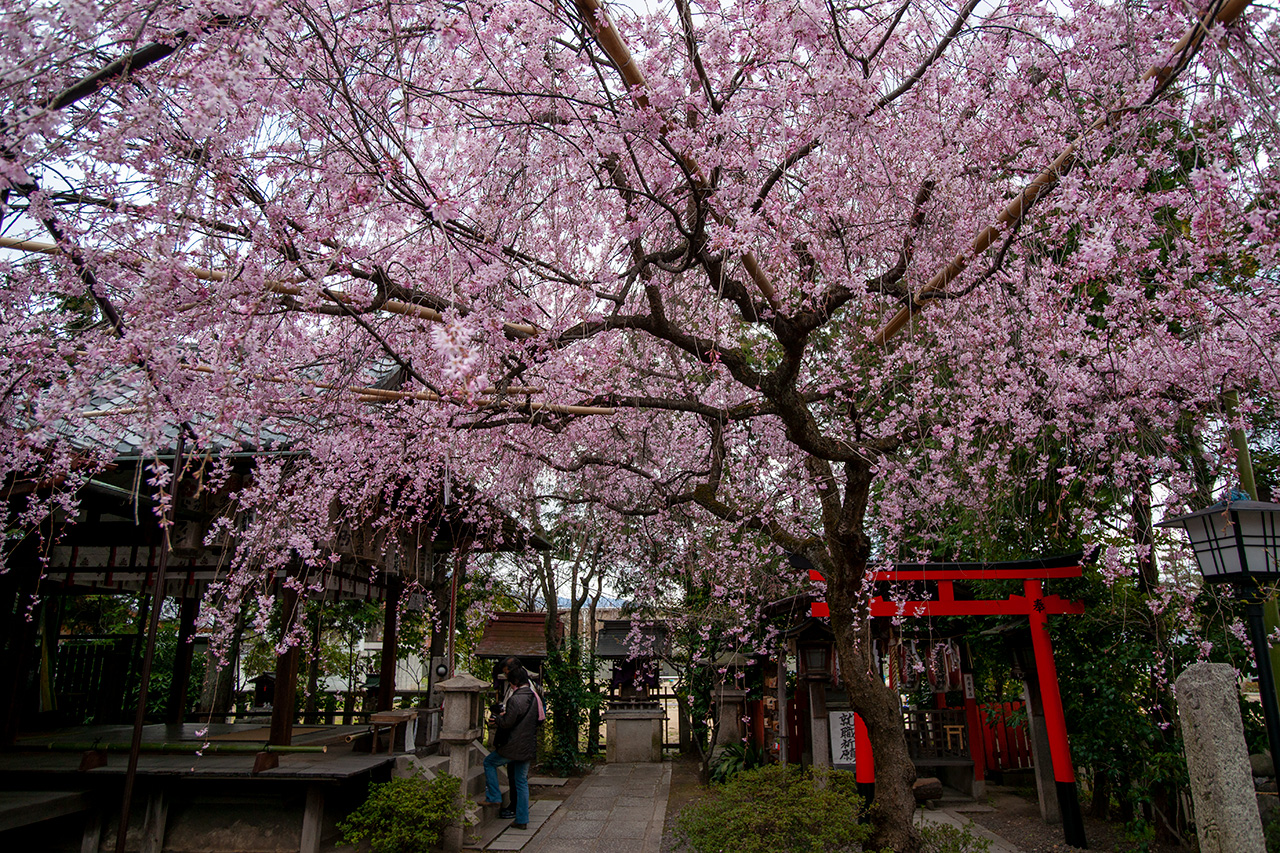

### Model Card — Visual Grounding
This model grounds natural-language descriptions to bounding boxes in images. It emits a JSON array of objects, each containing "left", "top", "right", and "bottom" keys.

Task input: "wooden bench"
[{"left": 369, "top": 709, "right": 418, "bottom": 754}]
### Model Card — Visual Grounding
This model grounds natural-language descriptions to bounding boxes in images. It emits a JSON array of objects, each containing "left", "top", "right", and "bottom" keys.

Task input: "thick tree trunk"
[
  {"left": 1131, "top": 480, "right": 1158, "bottom": 594},
  {"left": 827, "top": 565, "right": 920, "bottom": 850},
  {"left": 821, "top": 460, "right": 922, "bottom": 853}
]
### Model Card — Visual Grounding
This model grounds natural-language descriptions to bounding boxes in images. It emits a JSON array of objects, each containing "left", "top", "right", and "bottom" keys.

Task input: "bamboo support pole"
[
  {"left": 180, "top": 363, "right": 615, "bottom": 415},
  {"left": 871, "top": 0, "right": 1255, "bottom": 346},
  {"left": 183, "top": 362, "right": 603, "bottom": 412},
  {"left": 0, "top": 236, "right": 539, "bottom": 337}
]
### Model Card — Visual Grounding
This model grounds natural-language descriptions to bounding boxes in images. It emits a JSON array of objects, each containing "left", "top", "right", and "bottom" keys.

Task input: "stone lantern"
[
  {"left": 438, "top": 671, "right": 488, "bottom": 743},
  {"left": 436, "top": 672, "right": 490, "bottom": 853}
]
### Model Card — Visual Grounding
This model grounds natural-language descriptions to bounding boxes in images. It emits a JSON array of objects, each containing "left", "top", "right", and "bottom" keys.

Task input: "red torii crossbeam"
[{"left": 807, "top": 555, "right": 1087, "bottom": 849}]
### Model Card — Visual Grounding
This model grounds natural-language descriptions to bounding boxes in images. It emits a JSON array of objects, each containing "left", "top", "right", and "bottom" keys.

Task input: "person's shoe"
[
  {"left": 484, "top": 800, "right": 503, "bottom": 806},
  {"left": 513, "top": 823, "right": 528, "bottom": 830},
  {"left": 499, "top": 808, "right": 516, "bottom": 819}
]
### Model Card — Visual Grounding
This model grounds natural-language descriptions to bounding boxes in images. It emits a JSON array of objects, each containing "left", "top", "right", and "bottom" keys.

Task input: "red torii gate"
[{"left": 806, "top": 555, "right": 1087, "bottom": 849}]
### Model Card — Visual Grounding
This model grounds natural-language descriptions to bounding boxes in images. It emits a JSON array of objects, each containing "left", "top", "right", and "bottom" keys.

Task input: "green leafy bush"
[
  {"left": 674, "top": 764, "right": 873, "bottom": 853},
  {"left": 540, "top": 644, "right": 603, "bottom": 776},
  {"left": 338, "top": 773, "right": 463, "bottom": 853},
  {"left": 709, "top": 742, "right": 765, "bottom": 784}
]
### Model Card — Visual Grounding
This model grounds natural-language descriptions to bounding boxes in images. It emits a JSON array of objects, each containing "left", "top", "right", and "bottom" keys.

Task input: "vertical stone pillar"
[
  {"left": 715, "top": 686, "right": 748, "bottom": 747},
  {"left": 961, "top": 644, "right": 986, "bottom": 798},
  {"left": 437, "top": 672, "right": 488, "bottom": 853},
  {"left": 1177, "top": 662, "right": 1265, "bottom": 853}
]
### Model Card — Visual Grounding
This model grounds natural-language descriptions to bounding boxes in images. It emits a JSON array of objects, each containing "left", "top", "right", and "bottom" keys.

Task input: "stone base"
[{"left": 604, "top": 708, "right": 663, "bottom": 763}]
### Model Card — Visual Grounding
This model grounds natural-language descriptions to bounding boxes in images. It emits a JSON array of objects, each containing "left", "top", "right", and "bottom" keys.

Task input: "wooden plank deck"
[
  {"left": 3, "top": 723, "right": 395, "bottom": 780},
  {"left": 0, "top": 789, "right": 91, "bottom": 831}
]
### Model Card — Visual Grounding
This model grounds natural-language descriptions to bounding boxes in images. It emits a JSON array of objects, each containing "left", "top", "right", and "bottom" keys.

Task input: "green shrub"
[
  {"left": 919, "top": 821, "right": 993, "bottom": 853},
  {"left": 674, "top": 764, "right": 874, "bottom": 853},
  {"left": 709, "top": 742, "right": 765, "bottom": 784},
  {"left": 338, "top": 773, "right": 464, "bottom": 853},
  {"left": 1266, "top": 814, "right": 1280, "bottom": 853}
]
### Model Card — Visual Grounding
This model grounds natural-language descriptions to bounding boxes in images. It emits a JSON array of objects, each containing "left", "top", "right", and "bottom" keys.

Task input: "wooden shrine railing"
[
  {"left": 904, "top": 708, "right": 970, "bottom": 761},
  {"left": 977, "top": 701, "right": 1034, "bottom": 771}
]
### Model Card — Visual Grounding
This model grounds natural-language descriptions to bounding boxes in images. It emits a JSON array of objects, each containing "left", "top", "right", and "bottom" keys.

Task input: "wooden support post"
[
  {"left": 269, "top": 581, "right": 302, "bottom": 746},
  {"left": 140, "top": 789, "right": 168, "bottom": 853},
  {"left": 1026, "top": 579, "right": 1087, "bottom": 849},
  {"left": 166, "top": 591, "right": 199, "bottom": 725},
  {"left": 378, "top": 575, "right": 403, "bottom": 712},
  {"left": 300, "top": 785, "right": 325, "bottom": 853},
  {"left": 775, "top": 655, "right": 787, "bottom": 765},
  {"left": 81, "top": 805, "right": 104, "bottom": 853},
  {"left": 0, "top": 534, "right": 42, "bottom": 746}
]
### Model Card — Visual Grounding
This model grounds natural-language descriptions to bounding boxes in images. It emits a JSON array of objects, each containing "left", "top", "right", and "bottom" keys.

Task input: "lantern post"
[{"left": 1159, "top": 500, "right": 1280, "bottom": 768}]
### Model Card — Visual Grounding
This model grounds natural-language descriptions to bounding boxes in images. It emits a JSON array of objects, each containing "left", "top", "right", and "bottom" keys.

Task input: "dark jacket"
[{"left": 495, "top": 684, "right": 539, "bottom": 761}]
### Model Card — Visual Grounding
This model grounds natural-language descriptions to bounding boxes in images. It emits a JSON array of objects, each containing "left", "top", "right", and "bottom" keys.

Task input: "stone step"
[
  {"left": 463, "top": 803, "right": 510, "bottom": 851},
  {"left": 484, "top": 800, "right": 561, "bottom": 851}
]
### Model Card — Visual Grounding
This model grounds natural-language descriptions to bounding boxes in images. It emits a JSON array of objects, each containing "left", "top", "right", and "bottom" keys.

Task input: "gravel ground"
[
  {"left": 657, "top": 760, "right": 1188, "bottom": 853},
  {"left": 963, "top": 785, "right": 1185, "bottom": 853}
]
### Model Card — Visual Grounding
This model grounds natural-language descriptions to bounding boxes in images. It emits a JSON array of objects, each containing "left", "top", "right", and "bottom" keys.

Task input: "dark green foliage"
[
  {"left": 1265, "top": 814, "right": 1280, "bottom": 853},
  {"left": 337, "top": 773, "right": 463, "bottom": 853},
  {"left": 540, "top": 643, "right": 602, "bottom": 776},
  {"left": 708, "top": 741, "right": 764, "bottom": 784},
  {"left": 673, "top": 765, "right": 873, "bottom": 853}
]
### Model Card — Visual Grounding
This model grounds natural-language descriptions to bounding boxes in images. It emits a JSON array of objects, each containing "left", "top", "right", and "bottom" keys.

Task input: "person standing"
[{"left": 483, "top": 662, "right": 541, "bottom": 829}]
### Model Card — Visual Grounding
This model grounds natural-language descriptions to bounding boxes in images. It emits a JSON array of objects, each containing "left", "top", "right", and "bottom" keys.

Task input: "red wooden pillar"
[
  {"left": 854, "top": 712, "right": 875, "bottom": 803},
  {"left": 1026, "top": 579, "right": 1086, "bottom": 848},
  {"left": 960, "top": 643, "right": 986, "bottom": 792}
]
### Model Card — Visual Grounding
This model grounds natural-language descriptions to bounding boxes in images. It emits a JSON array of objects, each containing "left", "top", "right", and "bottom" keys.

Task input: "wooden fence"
[{"left": 977, "top": 700, "right": 1033, "bottom": 771}]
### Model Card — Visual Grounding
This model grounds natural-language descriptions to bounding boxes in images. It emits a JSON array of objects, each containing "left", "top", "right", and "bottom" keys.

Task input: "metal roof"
[
  {"left": 474, "top": 612, "right": 564, "bottom": 660},
  {"left": 594, "top": 619, "right": 667, "bottom": 659}
]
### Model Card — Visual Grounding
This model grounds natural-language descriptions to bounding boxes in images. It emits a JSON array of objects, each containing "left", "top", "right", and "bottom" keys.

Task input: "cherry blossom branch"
[
  {"left": 874, "top": 0, "right": 981, "bottom": 110},
  {"left": 675, "top": 0, "right": 723, "bottom": 115},
  {"left": 872, "top": 0, "right": 1257, "bottom": 346},
  {"left": 828, "top": 0, "right": 912, "bottom": 78}
]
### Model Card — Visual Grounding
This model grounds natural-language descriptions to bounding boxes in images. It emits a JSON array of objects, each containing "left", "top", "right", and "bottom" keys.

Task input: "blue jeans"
[{"left": 483, "top": 751, "right": 530, "bottom": 824}]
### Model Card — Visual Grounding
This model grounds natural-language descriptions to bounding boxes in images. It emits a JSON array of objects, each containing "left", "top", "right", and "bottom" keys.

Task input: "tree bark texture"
[{"left": 821, "top": 460, "right": 921, "bottom": 852}]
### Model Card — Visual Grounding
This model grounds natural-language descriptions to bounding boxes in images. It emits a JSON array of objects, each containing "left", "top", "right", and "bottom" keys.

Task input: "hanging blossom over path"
[{"left": 1, "top": 0, "right": 1279, "bottom": 848}]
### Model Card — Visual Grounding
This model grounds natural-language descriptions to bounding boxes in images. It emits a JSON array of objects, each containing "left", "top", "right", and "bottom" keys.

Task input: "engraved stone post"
[{"left": 1177, "top": 662, "right": 1265, "bottom": 853}]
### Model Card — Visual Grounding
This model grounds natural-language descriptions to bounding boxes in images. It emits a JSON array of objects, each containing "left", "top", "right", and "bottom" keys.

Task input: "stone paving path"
[
  {"left": 515, "top": 762, "right": 671, "bottom": 853},
  {"left": 918, "top": 808, "right": 1023, "bottom": 853}
]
